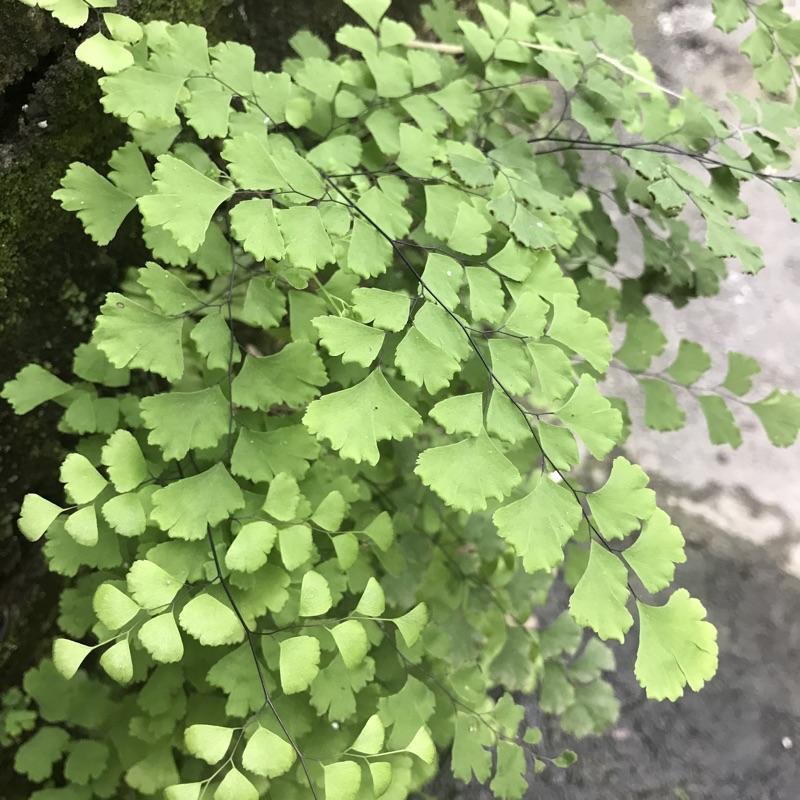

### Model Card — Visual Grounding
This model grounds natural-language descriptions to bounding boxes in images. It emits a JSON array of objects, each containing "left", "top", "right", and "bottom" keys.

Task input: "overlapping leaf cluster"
[{"left": 5, "top": 0, "right": 800, "bottom": 797}]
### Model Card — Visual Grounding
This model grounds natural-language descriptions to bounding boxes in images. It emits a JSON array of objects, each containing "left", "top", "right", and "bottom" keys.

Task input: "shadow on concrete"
[{"left": 427, "top": 494, "right": 800, "bottom": 800}]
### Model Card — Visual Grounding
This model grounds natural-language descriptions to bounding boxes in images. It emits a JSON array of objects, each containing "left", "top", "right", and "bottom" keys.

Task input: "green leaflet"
[
  {"left": 14, "top": 726, "right": 70, "bottom": 782},
  {"left": 528, "top": 342, "right": 575, "bottom": 406},
  {"left": 308, "top": 134, "right": 362, "bottom": 171},
  {"left": 211, "top": 41, "right": 254, "bottom": 95},
  {"left": 750, "top": 390, "right": 800, "bottom": 447},
  {"left": 697, "top": 394, "right": 742, "bottom": 447},
  {"left": 277, "top": 207, "right": 335, "bottom": 271},
  {"left": 351, "top": 287, "right": 411, "bottom": 331},
  {"left": 421, "top": 252, "right": 464, "bottom": 310},
  {"left": 64, "top": 505, "right": 98, "bottom": 546},
  {"left": 615, "top": 316, "right": 666, "bottom": 371},
  {"left": 127, "top": 559, "right": 185, "bottom": 610},
  {"left": 490, "top": 741, "right": 527, "bottom": 800},
  {"left": 225, "top": 521, "right": 277, "bottom": 573},
  {"left": 264, "top": 472, "right": 301, "bottom": 522},
  {"left": 344, "top": 0, "right": 390, "bottom": 29},
  {"left": 183, "top": 81, "right": 232, "bottom": 140},
  {"left": 313, "top": 316, "right": 385, "bottom": 367},
  {"left": 350, "top": 713, "right": 385, "bottom": 755},
  {"left": 449, "top": 202, "right": 491, "bottom": 255},
  {"left": 722, "top": 352, "right": 759, "bottom": 396},
  {"left": 99, "top": 638, "right": 133, "bottom": 683},
  {"left": 179, "top": 593, "right": 243, "bottom": 646},
  {"left": 215, "top": 767, "right": 258, "bottom": 800},
  {"left": 102, "top": 492, "right": 147, "bottom": 537},
  {"left": 53, "top": 162, "right": 136, "bottom": 246},
  {"left": 93, "top": 583, "right": 140, "bottom": 629},
  {"left": 537, "top": 422, "right": 577, "bottom": 471},
  {"left": 191, "top": 313, "right": 239, "bottom": 371},
  {"left": 140, "top": 386, "right": 229, "bottom": 460},
  {"left": 395, "top": 323, "right": 462, "bottom": 394},
  {"left": 279, "top": 636, "right": 321, "bottom": 694},
  {"left": 53, "top": 638, "right": 93, "bottom": 680},
  {"left": 231, "top": 424, "right": 319, "bottom": 481},
  {"left": 587, "top": 457, "right": 656, "bottom": 541},
  {"left": 138, "top": 262, "right": 200, "bottom": 315},
  {"left": 299, "top": 570, "right": 333, "bottom": 616},
  {"left": 346, "top": 217, "right": 393, "bottom": 277},
  {"left": 547, "top": 297, "right": 613, "bottom": 372},
  {"left": 223, "top": 133, "right": 284, "bottom": 190},
  {"left": 397, "top": 123, "right": 438, "bottom": 178},
  {"left": 303, "top": 369, "right": 421, "bottom": 465},
  {"left": 165, "top": 783, "right": 203, "bottom": 800},
  {"left": 624, "top": 509, "right": 686, "bottom": 593},
  {"left": 424, "top": 185, "right": 466, "bottom": 243},
  {"left": 2, "top": 364, "right": 71, "bottom": 415},
  {"left": 467, "top": 267, "right": 505, "bottom": 325},
  {"left": 64, "top": 739, "right": 110, "bottom": 783},
  {"left": 493, "top": 474, "right": 582, "bottom": 573},
  {"left": 18, "top": 494, "right": 65, "bottom": 542},
  {"left": 331, "top": 620, "right": 369, "bottom": 669},
  {"left": 415, "top": 429, "right": 521, "bottom": 513},
  {"left": 232, "top": 342, "right": 327, "bottom": 411},
  {"left": 229, "top": 199, "right": 284, "bottom": 262},
  {"left": 138, "top": 155, "right": 233, "bottom": 252},
  {"left": 185, "top": 724, "right": 234, "bottom": 764},
  {"left": 241, "top": 727, "right": 296, "bottom": 778},
  {"left": 489, "top": 339, "right": 532, "bottom": 394},
  {"left": 430, "top": 392, "right": 483, "bottom": 437},
  {"left": 505, "top": 291, "right": 548, "bottom": 339},
  {"left": 635, "top": 590, "right": 718, "bottom": 700},
  {"left": 100, "top": 65, "right": 184, "bottom": 122},
  {"left": 452, "top": 711, "right": 493, "bottom": 784},
  {"left": 569, "top": 541, "right": 633, "bottom": 643},
  {"left": 356, "top": 577, "right": 385, "bottom": 617},
  {"left": 366, "top": 51, "right": 412, "bottom": 98},
  {"left": 640, "top": 378, "right": 686, "bottom": 432},
  {"left": 76, "top": 31, "right": 134, "bottom": 73},
  {"left": 151, "top": 464, "right": 244, "bottom": 540},
  {"left": 555, "top": 374, "right": 622, "bottom": 460},
  {"left": 324, "top": 760, "right": 362, "bottom": 800},
  {"left": 666, "top": 339, "right": 712, "bottom": 386},
  {"left": 94, "top": 293, "right": 184, "bottom": 381},
  {"left": 392, "top": 603, "right": 429, "bottom": 647},
  {"left": 101, "top": 430, "right": 149, "bottom": 492},
  {"left": 60, "top": 453, "right": 108, "bottom": 504},
  {"left": 138, "top": 613, "right": 184, "bottom": 663},
  {"left": 312, "top": 490, "right": 347, "bottom": 531},
  {"left": 278, "top": 524, "right": 313, "bottom": 570}
]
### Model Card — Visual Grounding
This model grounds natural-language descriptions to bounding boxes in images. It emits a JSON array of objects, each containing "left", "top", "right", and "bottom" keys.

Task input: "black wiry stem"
[
  {"left": 322, "top": 174, "right": 639, "bottom": 597},
  {"left": 199, "top": 239, "right": 320, "bottom": 799}
]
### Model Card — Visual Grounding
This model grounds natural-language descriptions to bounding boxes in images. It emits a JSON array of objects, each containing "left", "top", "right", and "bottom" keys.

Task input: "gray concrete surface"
[
  {"left": 610, "top": 0, "right": 800, "bottom": 562},
  {"left": 571, "top": 1, "right": 800, "bottom": 795},
  {"left": 427, "top": 502, "right": 800, "bottom": 799},
  {"left": 431, "top": 3, "right": 800, "bottom": 798}
]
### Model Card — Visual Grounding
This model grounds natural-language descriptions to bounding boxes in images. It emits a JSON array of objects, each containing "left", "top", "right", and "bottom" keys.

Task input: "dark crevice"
[{"left": 0, "top": 44, "right": 64, "bottom": 144}]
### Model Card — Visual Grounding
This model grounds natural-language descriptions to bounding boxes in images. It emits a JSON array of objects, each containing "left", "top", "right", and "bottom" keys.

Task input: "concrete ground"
[
  {"left": 431, "top": 2, "right": 800, "bottom": 798},
  {"left": 612, "top": 0, "right": 800, "bottom": 562}
]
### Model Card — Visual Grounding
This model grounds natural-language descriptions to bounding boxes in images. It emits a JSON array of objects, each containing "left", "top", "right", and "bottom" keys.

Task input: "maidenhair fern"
[{"left": 4, "top": 0, "right": 800, "bottom": 797}]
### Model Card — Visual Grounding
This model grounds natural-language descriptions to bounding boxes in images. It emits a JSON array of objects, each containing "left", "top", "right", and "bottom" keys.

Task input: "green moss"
[{"left": 0, "top": 2, "right": 60, "bottom": 89}]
